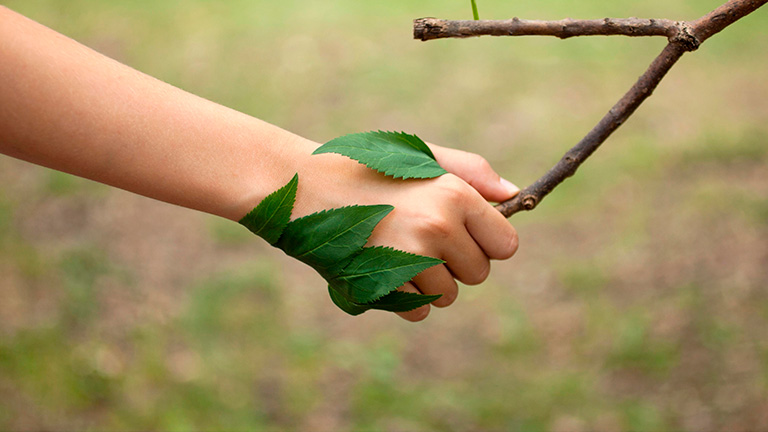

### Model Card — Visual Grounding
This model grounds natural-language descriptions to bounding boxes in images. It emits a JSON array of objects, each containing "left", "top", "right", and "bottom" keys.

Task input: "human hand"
[
  {"left": 290, "top": 137, "right": 520, "bottom": 322},
  {"left": 0, "top": 7, "right": 517, "bottom": 323}
]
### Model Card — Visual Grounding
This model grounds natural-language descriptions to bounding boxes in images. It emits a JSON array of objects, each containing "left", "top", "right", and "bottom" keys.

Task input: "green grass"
[{"left": 1, "top": 0, "right": 767, "bottom": 430}]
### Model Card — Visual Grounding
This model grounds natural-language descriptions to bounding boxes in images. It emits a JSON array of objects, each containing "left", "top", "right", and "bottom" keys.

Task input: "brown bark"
[
  {"left": 413, "top": 0, "right": 767, "bottom": 218},
  {"left": 495, "top": 42, "right": 687, "bottom": 216},
  {"left": 414, "top": 17, "right": 679, "bottom": 41}
]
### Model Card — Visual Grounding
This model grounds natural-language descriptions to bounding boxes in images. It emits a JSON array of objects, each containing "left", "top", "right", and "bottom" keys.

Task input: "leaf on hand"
[
  {"left": 238, "top": 174, "right": 298, "bottom": 245},
  {"left": 328, "top": 286, "right": 441, "bottom": 316},
  {"left": 275, "top": 205, "right": 393, "bottom": 277},
  {"left": 327, "top": 287, "right": 369, "bottom": 316},
  {"left": 240, "top": 131, "right": 454, "bottom": 317},
  {"left": 370, "top": 290, "right": 443, "bottom": 312},
  {"left": 329, "top": 246, "right": 444, "bottom": 303},
  {"left": 313, "top": 131, "right": 448, "bottom": 180}
]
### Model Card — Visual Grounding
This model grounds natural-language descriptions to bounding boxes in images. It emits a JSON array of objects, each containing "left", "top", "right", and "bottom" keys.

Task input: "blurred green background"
[{"left": 1, "top": 0, "right": 767, "bottom": 430}]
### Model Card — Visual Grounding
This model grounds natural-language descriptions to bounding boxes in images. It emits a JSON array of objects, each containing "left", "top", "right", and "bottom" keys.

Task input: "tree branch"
[
  {"left": 413, "top": 0, "right": 766, "bottom": 218},
  {"left": 495, "top": 42, "right": 687, "bottom": 217},
  {"left": 414, "top": 17, "right": 679, "bottom": 41}
]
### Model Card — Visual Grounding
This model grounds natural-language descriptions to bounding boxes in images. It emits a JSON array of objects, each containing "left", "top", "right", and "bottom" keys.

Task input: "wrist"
[{"left": 223, "top": 127, "right": 318, "bottom": 222}]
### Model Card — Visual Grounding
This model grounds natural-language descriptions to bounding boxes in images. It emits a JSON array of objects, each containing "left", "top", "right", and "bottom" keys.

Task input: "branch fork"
[{"left": 413, "top": 0, "right": 766, "bottom": 217}]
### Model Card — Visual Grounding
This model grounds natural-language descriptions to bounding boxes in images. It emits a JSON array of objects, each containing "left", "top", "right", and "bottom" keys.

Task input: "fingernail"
[{"left": 500, "top": 177, "right": 520, "bottom": 195}]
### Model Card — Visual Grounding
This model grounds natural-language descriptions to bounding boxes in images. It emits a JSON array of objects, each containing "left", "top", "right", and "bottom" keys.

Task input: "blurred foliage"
[{"left": 0, "top": 0, "right": 767, "bottom": 430}]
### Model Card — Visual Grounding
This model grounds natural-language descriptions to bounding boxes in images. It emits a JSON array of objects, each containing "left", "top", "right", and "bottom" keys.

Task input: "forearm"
[
  {"left": 0, "top": 6, "right": 311, "bottom": 221},
  {"left": 0, "top": 6, "right": 521, "bottom": 321}
]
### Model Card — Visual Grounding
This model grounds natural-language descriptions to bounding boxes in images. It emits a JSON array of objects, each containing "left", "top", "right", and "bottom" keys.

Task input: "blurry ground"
[{"left": 0, "top": 0, "right": 767, "bottom": 430}]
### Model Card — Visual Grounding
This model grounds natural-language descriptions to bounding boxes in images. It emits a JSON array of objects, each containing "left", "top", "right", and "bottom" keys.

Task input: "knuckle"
[
  {"left": 438, "top": 172, "right": 468, "bottom": 189},
  {"left": 419, "top": 214, "right": 453, "bottom": 238},
  {"left": 437, "top": 175, "right": 474, "bottom": 204},
  {"left": 469, "top": 153, "right": 493, "bottom": 173}
]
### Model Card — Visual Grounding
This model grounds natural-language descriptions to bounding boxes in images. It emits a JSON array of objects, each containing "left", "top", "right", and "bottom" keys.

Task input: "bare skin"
[{"left": 0, "top": 6, "right": 519, "bottom": 321}]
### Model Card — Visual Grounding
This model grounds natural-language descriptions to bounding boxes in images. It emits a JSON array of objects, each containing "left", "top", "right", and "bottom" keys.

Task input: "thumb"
[{"left": 428, "top": 144, "right": 520, "bottom": 202}]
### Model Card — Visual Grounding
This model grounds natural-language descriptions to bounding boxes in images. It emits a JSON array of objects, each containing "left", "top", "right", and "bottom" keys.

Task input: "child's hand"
[
  {"left": 0, "top": 7, "right": 518, "bottom": 322},
  {"left": 291, "top": 139, "right": 520, "bottom": 322}
]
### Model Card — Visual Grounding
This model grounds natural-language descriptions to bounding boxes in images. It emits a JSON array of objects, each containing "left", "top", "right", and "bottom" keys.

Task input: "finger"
[
  {"left": 395, "top": 282, "right": 431, "bottom": 322},
  {"left": 465, "top": 197, "right": 519, "bottom": 260},
  {"left": 411, "top": 264, "right": 459, "bottom": 308},
  {"left": 438, "top": 231, "right": 491, "bottom": 286},
  {"left": 427, "top": 144, "right": 520, "bottom": 202},
  {"left": 464, "top": 163, "right": 519, "bottom": 203}
]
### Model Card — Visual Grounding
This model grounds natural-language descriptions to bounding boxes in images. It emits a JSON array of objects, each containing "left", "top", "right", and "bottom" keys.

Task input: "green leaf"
[
  {"left": 313, "top": 131, "right": 448, "bottom": 180},
  {"left": 327, "top": 287, "right": 369, "bottom": 316},
  {"left": 329, "top": 286, "right": 441, "bottom": 316},
  {"left": 329, "top": 246, "right": 444, "bottom": 303},
  {"left": 238, "top": 174, "right": 298, "bottom": 245},
  {"left": 275, "top": 205, "right": 393, "bottom": 277},
  {"left": 239, "top": 169, "right": 449, "bottom": 317},
  {"left": 369, "top": 291, "right": 443, "bottom": 312}
]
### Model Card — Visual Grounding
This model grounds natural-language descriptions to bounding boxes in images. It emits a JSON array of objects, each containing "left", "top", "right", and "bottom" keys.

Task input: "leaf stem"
[{"left": 470, "top": 0, "right": 480, "bottom": 20}]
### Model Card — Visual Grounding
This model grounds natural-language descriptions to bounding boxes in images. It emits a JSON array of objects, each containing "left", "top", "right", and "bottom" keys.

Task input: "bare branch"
[
  {"left": 692, "top": 0, "right": 768, "bottom": 43},
  {"left": 495, "top": 42, "right": 687, "bottom": 217},
  {"left": 412, "top": 0, "right": 767, "bottom": 218},
  {"left": 414, "top": 17, "right": 679, "bottom": 41}
]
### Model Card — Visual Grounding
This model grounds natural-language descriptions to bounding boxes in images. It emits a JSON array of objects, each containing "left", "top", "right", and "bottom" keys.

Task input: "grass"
[{"left": 1, "top": 0, "right": 767, "bottom": 430}]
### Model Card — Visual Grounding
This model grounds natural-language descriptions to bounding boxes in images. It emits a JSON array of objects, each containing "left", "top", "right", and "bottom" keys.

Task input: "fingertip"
[
  {"left": 412, "top": 266, "right": 458, "bottom": 308},
  {"left": 432, "top": 290, "right": 457, "bottom": 308},
  {"left": 488, "top": 221, "right": 519, "bottom": 261},
  {"left": 502, "top": 224, "right": 520, "bottom": 260},
  {"left": 394, "top": 282, "right": 432, "bottom": 322},
  {"left": 467, "top": 201, "right": 520, "bottom": 260},
  {"left": 500, "top": 177, "right": 520, "bottom": 197},
  {"left": 482, "top": 177, "right": 520, "bottom": 203},
  {"left": 397, "top": 304, "right": 430, "bottom": 322},
  {"left": 473, "top": 173, "right": 520, "bottom": 203}
]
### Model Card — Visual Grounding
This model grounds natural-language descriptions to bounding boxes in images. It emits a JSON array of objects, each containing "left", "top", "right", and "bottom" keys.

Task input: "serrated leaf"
[
  {"left": 328, "top": 286, "right": 441, "bottom": 316},
  {"left": 329, "top": 246, "right": 444, "bottom": 303},
  {"left": 327, "top": 287, "right": 369, "bottom": 316},
  {"left": 368, "top": 291, "right": 443, "bottom": 312},
  {"left": 238, "top": 174, "right": 298, "bottom": 245},
  {"left": 238, "top": 168, "right": 450, "bottom": 318},
  {"left": 313, "top": 131, "right": 448, "bottom": 180},
  {"left": 275, "top": 205, "right": 393, "bottom": 277}
]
